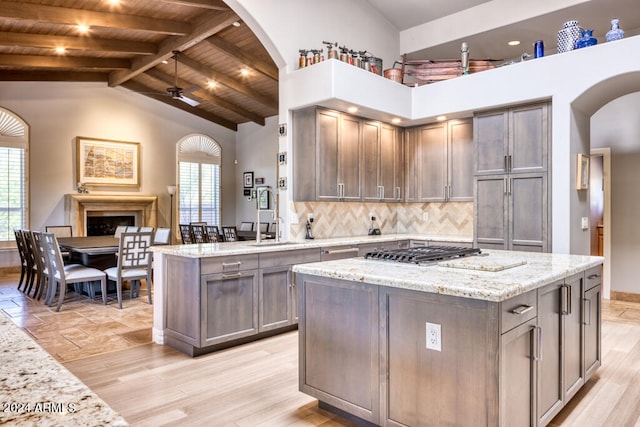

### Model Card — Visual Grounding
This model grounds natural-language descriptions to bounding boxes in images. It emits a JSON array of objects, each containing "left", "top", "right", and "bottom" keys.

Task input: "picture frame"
[
  {"left": 256, "top": 185, "right": 270, "bottom": 210},
  {"left": 243, "top": 171, "right": 254, "bottom": 188},
  {"left": 577, "top": 153, "right": 590, "bottom": 190},
  {"left": 76, "top": 136, "right": 140, "bottom": 187},
  {"left": 254, "top": 177, "right": 264, "bottom": 185}
]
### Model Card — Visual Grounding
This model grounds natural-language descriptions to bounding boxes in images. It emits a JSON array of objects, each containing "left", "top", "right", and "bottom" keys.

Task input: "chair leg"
[
  {"left": 25, "top": 269, "right": 36, "bottom": 296},
  {"left": 101, "top": 278, "right": 107, "bottom": 305},
  {"left": 147, "top": 279, "right": 153, "bottom": 304},
  {"left": 116, "top": 279, "right": 123, "bottom": 309},
  {"left": 17, "top": 266, "right": 26, "bottom": 291},
  {"left": 55, "top": 280, "right": 66, "bottom": 312}
]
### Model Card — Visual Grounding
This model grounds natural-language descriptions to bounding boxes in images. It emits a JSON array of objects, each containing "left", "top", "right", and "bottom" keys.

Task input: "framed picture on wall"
[
  {"left": 243, "top": 171, "right": 254, "bottom": 188},
  {"left": 577, "top": 153, "right": 590, "bottom": 190},
  {"left": 76, "top": 136, "right": 140, "bottom": 187}
]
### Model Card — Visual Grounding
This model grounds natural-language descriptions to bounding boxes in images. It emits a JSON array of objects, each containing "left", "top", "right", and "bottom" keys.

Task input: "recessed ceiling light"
[
  {"left": 240, "top": 69, "right": 250, "bottom": 77},
  {"left": 76, "top": 24, "right": 90, "bottom": 33},
  {"left": 347, "top": 106, "right": 358, "bottom": 113},
  {"left": 55, "top": 47, "right": 66, "bottom": 54},
  {"left": 436, "top": 115, "right": 447, "bottom": 121},
  {"left": 508, "top": 40, "right": 521, "bottom": 46},
  {"left": 108, "top": 0, "right": 120, "bottom": 4},
  {"left": 207, "top": 81, "right": 217, "bottom": 89},
  {"left": 391, "top": 118, "right": 401, "bottom": 124},
  {"left": 232, "top": 21, "right": 241, "bottom": 27}
]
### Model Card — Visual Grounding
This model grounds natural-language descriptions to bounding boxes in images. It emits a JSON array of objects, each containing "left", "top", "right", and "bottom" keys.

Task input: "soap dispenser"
[{"left": 305, "top": 217, "right": 314, "bottom": 240}]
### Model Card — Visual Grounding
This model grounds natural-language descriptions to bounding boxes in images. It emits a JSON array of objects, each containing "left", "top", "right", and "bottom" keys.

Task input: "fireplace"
[{"left": 65, "top": 194, "right": 158, "bottom": 237}]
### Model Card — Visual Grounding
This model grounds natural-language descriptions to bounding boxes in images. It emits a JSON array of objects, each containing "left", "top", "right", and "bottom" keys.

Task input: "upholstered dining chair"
[
  {"left": 221, "top": 226, "right": 238, "bottom": 242},
  {"left": 30, "top": 231, "right": 50, "bottom": 301},
  {"left": 45, "top": 225, "right": 72, "bottom": 238},
  {"left": 239, "top": 221, "right": 254, "bottom": 231},
  {"left": 153, "top": 227, "right": 171, "bottom": 245},
  {"left": 179, "top": 224, "right": 193, "bottom": 244},
  {"left": 42, "top": 232, "right": 107, "bottom": 312},
  {"left": 104, "top": 231, "right": 154, "bottom": 309},
  {"left": 258, "top": 222, "right": 269, "bottom": 233},
  {"left": 205, "top": 225, "right": 221, "bottom": 243}
]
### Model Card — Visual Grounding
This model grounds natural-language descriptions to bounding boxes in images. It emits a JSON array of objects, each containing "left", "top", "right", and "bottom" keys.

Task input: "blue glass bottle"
[
  {"left": 606, "top": 18, "right": 624, "bottom": 42},
  {"left": 575, "top": 29, "right": 597, "bottom": 49}
]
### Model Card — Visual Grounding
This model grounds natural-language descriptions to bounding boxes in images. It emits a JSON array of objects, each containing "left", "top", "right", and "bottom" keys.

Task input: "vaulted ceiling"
[{"left": 0, "top": 0, "right": 279, "bottom": 131}]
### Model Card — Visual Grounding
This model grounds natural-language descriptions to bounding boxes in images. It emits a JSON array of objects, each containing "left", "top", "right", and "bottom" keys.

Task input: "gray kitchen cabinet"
[
  {"left": 363, "top": 121, "right": 403, "bottom": 202},
  {"left": 536, "top": 273, "right": 584, "bottom": 427},
  {"left": 474, "top": 102, "right": 551, "bottom": 252},
  {"left": 405, "top": 118, "right": 473, "bottom": 202},
  {"left": 584, "top": 267, "right": 602, "bottom": 380}
]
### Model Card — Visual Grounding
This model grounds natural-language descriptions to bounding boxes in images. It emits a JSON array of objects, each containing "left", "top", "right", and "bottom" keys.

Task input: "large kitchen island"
[{"left": 293, "top": 249, "right": 603, "bottom": 427}]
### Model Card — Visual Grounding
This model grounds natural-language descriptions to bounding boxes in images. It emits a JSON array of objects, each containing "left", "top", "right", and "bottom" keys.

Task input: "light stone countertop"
[
  {"left": 150, "top": 234, "right": 472, "bottom": 258},
  {"left": 0, "top": 315, "right": 128, "bottom": 426},
  {"left": 292, "top": 249, "right": 604, "bottom": 302}
]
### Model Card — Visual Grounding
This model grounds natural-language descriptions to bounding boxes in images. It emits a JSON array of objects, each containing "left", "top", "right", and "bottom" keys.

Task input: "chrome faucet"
[{"left": 256, "top": 186, "right": 279, "bottom": 244}]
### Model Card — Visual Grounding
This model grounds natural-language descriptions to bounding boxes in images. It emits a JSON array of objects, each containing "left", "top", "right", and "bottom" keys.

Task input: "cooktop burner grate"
[{"left": 364, "top": 245, "right": 481, "bottom": 264}]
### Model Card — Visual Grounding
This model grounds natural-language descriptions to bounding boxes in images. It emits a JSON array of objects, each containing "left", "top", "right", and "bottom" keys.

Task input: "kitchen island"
[{"left": 293, "top": 250, "right": 603, "bottom": 427}]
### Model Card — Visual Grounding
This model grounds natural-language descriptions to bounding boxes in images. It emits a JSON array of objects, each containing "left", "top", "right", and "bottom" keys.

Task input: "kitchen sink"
[{"left": 248, "top": 241, "right": 296, "bottom": 247}]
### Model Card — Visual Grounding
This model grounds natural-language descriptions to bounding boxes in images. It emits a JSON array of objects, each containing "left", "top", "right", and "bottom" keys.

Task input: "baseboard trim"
[
  {"left": 611, "top": 291, "right": 640, "bottom": 303},
  {"left": 0, "top": 267, "right": 20, "bottom": 278}
]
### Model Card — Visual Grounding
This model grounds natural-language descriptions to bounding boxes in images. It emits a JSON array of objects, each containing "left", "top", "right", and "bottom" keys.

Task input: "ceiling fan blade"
[{"left": 176, "top": 95, "right": 200, "bottom": 107}]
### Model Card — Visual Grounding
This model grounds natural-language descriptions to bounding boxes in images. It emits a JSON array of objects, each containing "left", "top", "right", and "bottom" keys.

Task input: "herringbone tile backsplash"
[{"left": 290, "top": 201, "right": 473, "bottom": 240}]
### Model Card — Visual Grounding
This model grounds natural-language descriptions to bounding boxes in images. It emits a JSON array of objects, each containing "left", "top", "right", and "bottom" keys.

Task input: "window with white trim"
[
  {"left": 177, "top": 134, "right": 221, "bottom": 226},
  {"left": 0, "top": 108, "right": 28, "bottom": 246}
]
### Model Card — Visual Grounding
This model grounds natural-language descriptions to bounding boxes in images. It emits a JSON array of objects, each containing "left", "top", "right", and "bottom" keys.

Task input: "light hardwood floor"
[{"left": 3, "top": 274, "right": 640, "bottom": 426}]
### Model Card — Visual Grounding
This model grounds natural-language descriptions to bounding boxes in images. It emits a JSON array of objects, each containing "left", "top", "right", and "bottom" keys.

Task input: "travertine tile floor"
[{"left": 0, "top": 274, "right": 153, "bottom": 362}]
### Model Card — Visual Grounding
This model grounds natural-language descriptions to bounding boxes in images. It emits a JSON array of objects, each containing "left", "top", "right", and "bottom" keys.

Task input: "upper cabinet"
[
  {"left": 293, "top": 107, "right": 401, "bottom": 202},
  {"left": 405, "top": 118, "right": 473, "bottom": 202}
]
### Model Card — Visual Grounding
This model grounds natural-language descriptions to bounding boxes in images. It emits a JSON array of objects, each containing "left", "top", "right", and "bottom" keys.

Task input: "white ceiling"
[{"left": 366, "top": 0, "right": 640, "bottom": 61}]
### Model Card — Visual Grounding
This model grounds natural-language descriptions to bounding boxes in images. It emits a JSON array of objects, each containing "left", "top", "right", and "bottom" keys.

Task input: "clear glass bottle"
[{"left": 606, "top": 18, "right": 624, "bottom": 42}]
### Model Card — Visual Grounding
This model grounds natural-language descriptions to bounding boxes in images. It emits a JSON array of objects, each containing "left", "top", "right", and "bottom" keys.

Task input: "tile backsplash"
[{"left": 290, "top": 201, "right": 473, "bottom": 240}]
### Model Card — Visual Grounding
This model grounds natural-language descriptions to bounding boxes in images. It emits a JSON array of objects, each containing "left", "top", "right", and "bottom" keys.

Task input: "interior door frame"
[{"left": 590, "top": 147, "right": 611, "bottom": 299}]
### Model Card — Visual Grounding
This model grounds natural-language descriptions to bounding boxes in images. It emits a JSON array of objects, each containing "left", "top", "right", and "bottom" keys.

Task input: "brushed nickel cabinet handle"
[
  {"left": 222, "top": 272, "right": 242, "bottom": 279},
  {"left": 512, "top": 304, "right": 534, "bottom": 315},
  {"left": 587, "top": 273, "right": 600, "bottom": 280},
  {"left": 584, "top": 298, "right": 592, "bottom": 325}
]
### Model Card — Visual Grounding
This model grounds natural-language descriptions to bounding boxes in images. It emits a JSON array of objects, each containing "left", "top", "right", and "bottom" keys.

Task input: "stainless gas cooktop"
[{"left": 364, "top": 245, "right": 481, "bottom": 265}]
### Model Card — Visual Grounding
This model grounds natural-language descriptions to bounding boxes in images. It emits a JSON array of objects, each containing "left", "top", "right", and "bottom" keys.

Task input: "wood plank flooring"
[{"left": 3, "top": 273, "right": 640, "bottom": 426}]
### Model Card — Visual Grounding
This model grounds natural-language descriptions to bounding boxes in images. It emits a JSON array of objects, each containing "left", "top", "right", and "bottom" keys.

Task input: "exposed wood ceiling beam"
[
  {"left": 0, "top": 70, "right": 109, "bottom": 82},
  {"left": 178, "top": 54, "right": 277, "bottom": 109},
  {"left": 0, "top": 1, "right": 191, "bottom": 35},
  {"left": 121, "top": 80, "right": 237, "bottom": 131},
  {"left": 159, "top": 0, "right": 230, "bottom": 10},
  {"left": 143, "top": 68, "right": 266, "bottom": 125},
  {"left": 108, "top": 9, "right": 238, "bottom": 87},
  {"left": 0, "top": 54, "right": 130, "bottom": 69},
  {"left": 0, "top": 32, "right": 157, "bottom": 55},
  {"left": 205, "top": 36, "right": 278, "bottom": 81}
]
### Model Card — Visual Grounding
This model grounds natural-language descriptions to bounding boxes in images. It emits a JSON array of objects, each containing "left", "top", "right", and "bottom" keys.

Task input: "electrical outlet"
[
  {"left": 291, "top": 213, "right": 299, "bottom": 224},
  {"left": 307, "top": 213, "right": 314, "bottom": 223},
  {"left": 426, "top": 322, "right": 442, "bottom": 351},
  {"left": 423, "top": 212, "right": 429, "bottom": 221},
  {"left": 581, "top": 217, "right": 589, "bottom": 230},
  {"left": 278, "top": 177, "right": 287, "bottom": 189}
]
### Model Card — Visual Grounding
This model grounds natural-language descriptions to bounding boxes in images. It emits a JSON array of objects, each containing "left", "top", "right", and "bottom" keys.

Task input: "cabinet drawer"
[
  {"left": 321, "top": 245, "right": 360, "bottom": 261},
  {"left": 501, "top": 289, "right": 537, "bottom": 334},
  {"left": 585, "top": 266, "right": 602, "bottom": 291},
  {"left": 200, "top": 254, "right": 259, "bottom": 275},
  {"left": 259, "top": 248, "right": 321, "bottom": 268}
]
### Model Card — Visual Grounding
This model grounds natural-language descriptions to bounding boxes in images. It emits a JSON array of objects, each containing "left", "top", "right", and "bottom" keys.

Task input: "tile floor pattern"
[{"left": 0, "top": 274, "right": 153, "bottom": 362}]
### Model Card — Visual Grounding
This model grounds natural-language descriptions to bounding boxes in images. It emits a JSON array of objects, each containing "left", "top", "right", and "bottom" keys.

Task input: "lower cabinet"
[
  {"left": 584, "top": 267, "right": 602, "bottom": 380},
  {"left": 260, "top": 265, "right": 293, "bottom": 331}
]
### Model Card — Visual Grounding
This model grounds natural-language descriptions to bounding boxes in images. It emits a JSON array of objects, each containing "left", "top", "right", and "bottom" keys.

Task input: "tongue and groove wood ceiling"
[{"left": 0, "top": 0, "right": 279, "bottom": 131}]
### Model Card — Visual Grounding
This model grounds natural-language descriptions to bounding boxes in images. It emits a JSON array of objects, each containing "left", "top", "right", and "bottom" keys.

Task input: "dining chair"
[
  {"left": 42, "top": 232, "right": 107, "bottom": 312},
  {"left": 221, "top": 226, "right": 238, "bottom": 242},
  {"left": 45, "top": 225, "right": 72, "bottom": 238},
  {"left": 139, "top": 226, "right": 154, "bottom": 233},
  {"left": 205, "top": 225, "right": 221, "bottom": 243},
  {"left": 191, "top": 224, "right": 208, "bottom": 243},
  {"left": 239, "top": 221, "right": 254, "bottom": 231},
  {"left": 104, "top": 231, "right": 154, "bottom": 309},
  {"left": 179, "top": 224, "right": 193, "bottom": 244},
  {"left": 153, "top": 227, "right": 171, "bottom": 245},
  {"left": 14, "top": 229, "right": 31, "bottom": 292},
  {"left": 29, "top": 231, "right": 50, "bottom": 301},
  {"left": 114, "top": 225, "right": 127, "bottom": 238},
  {"left": 22, "top": 230, "right": 41, "bottom": 297},
  {"left": 258, "top": 222, "right": 269, "bottom": 233}
]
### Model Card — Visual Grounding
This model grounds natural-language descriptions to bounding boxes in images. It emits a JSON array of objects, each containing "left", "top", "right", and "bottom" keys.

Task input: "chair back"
[
  {"left": 206, "top": 225, "right": 220, "bottom": 243},
  {"left": 239, "top": 221, "right": 254, "bottom": 231},
  {"left": 14, "top": 229, "right": 29, "bottom": 267},
  {"left": 153, "top": 227, "right": 171, "bottom": 245},
  {"left": 30, "top": 231, "right": 48, "bottom": 273},
  {"left": 45, "top": 225, "right": 72, "bottom": 238},
  {"left": 22, "top": 230, "right": 38, "bottom": 271},
  {"left": 221, "top": 226, "right": 238, "bottom": 242},
  {"left": 118, "top": 232, "right": 153, "bottom": 274},
  {"left": 42, "top": 232, "right": 66, "bottom": 282},
  {"left": 179, "top": 224, "right": 193, "bottom": 244},
  {"left": 191, "top": 224, "right": 208, "bottom": 243},
  {"left": 258, "top": 222, "right": 268, "bottom": 233},
  {"left": 139, "top": 227, "right": 154, "bottom": 232}
]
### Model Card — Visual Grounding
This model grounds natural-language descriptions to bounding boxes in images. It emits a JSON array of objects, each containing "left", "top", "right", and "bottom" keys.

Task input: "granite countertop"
[
  {"left": 292, "top": 249, "right": 604, "bottom": 302},
  {"left": 150, "top": 233, "right": 472, "bottom": 258},
  {"left": 0, "top": 315, "right": 128, "bottom": 426}
]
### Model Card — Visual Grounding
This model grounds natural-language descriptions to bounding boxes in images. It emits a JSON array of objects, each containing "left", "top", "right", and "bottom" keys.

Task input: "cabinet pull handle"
[
  {"left": 584, "top": 298, "right": 592, "bottom": 325},
  {"left": 587, "top": 273, "right": 600, "bottom": 280},
  {"left": 536, "top": 326, "right": 543, "bottom": 361},
  {"left": 323, "top": 248, "right": 359, "bottom": 255},
  {"left": 561, "top": 284, "right": 572, "bottom": 315},
  {"left": 222, "top": 272, "right": 242, "bottom": 279},
  {"left": 504, "top": 178, "right": 508, "bottom": 194},
  {"left": 507, "top": 178, "right": 511, "bottom": 194},
  {"left": 396, "top": 187, "right": 401, "bottom": 200},
  {"left": 222, "top": 261, "right": 241, "bottom": 268},
  {"left": 508, "top": 155, "right": 512, "bottom": 172},
  {"left": 512, "top": 304, "right": 534, "bottom": 315},
  {"left": 504, "top": 155, "right": 508, "bottom": 172}
]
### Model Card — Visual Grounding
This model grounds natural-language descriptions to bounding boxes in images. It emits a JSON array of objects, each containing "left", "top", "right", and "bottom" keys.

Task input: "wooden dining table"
[{"left": 57, "top": 236, "right": 120, "bottom": 269}]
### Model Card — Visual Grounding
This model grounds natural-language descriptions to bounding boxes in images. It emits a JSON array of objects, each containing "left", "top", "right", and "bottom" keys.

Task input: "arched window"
[
  {"left": 177, "top": 134, "right": 221, "bottom": 226},
  {"left": 0, "top": 108, "right": 29, "bottom": 246}
]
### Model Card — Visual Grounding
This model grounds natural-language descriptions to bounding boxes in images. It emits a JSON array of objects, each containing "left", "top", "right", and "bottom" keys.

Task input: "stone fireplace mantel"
[{"left": 65, "top": 194, "right": 158, "bottom": 236}]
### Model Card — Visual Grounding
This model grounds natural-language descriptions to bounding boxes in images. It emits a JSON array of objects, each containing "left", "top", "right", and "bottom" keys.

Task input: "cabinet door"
[
  {"left": 584, "top": 284, "right": 601, "bottom": 380},
  {"left": 509, "top": 103, "right": 549, "bottom": 174},
  {"left": 404, "top": 127, "right": 419, "bottom": 202},
  {"left": 475, "top": 176, "right": 508, "bottom": 250},
  {"left": 537, "top": 281, "right": 563, "bottom": 426},
  {"left": 339, "top": 114, "right": 362, "bottom": 200},
  {"left": 362, "top": 120, "right": 381, "bottom": 201},
  {"left": 448, "top": 119, "right": 474, "bottom": 201},
  {"left": 563, "top": 274, "right": 585, "bottom": 402},
  {"left": 317, "top": 109, "right": 341, "bottom": 200},
  {"left": 260, "top": 265, "right": 292, "bottom": 332},
  {"left": 500, "top": 318, "right": 537, "bottom": 427},
  {"left": 202, "top": 269, "right": 259, "bottom": 346},
  {"left": 417, "top": 123, "right": 447, "bottom": 201},
  {"left": 474, "top": 110, "right": 508, "bottom": 175},
  {"left": 380, "top": 123, "right": 402, "bottom": 201},
  {"left": 510, "top": 174, "right": 548, "bottom": 252}
]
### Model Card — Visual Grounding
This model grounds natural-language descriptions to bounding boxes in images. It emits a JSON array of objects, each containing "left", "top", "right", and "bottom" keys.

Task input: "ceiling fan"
[{"left": 165, "top": 50, "right": 200, "bottom": 107}]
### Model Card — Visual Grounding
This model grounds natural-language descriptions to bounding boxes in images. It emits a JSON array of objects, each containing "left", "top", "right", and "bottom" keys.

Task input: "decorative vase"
[
  {"left": 606, "top": 18, "right": 624, "bottom": 42},
  {"left": 557, "top": 20, "right": 581, "bottom": 53},
  {"left": 575, "top": 29, "right": 598, "bottom": 49}
]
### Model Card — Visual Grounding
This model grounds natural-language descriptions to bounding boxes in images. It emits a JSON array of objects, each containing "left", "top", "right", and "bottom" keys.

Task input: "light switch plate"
[{"left": 581, "top": 217, "right": 589, "bottom": 230}]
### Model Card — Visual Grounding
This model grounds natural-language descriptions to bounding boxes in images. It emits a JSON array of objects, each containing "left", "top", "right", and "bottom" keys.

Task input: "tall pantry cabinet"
[{"left": 473, "top": 102, "right": 551, "bottom": 252}]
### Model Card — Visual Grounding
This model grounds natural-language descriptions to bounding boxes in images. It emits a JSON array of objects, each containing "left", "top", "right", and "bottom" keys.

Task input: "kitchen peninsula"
[{"left": 293, "top": 250, "right": 603, "bottom": 427}]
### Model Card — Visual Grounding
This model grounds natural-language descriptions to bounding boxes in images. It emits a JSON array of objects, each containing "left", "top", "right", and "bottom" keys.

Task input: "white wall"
[
  {"left": 0, "top": 81, "right": 238, "bottom": 235},
  {"left": 592, "top": 91, "right": 640, "bottom": 294}
]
